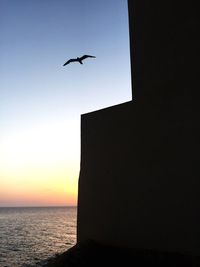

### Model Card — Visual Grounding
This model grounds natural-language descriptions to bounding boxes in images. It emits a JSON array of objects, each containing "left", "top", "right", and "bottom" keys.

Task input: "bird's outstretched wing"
[
  {"left": 63, "top": 58, "right": 77, "bottom": 66},
  {"left": 80, "top": 55, "right": 96, "bottom": 61}
]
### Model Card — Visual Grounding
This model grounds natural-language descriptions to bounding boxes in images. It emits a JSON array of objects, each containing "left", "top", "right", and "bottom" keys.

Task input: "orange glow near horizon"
[{"left": 0, "top": 119, "right": 79, "bottom": 207}]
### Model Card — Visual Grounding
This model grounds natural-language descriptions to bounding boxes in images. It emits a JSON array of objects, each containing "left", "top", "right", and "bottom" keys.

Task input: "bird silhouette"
[{"left": 63, "top": 55, "right": 96, "bottom": 66}]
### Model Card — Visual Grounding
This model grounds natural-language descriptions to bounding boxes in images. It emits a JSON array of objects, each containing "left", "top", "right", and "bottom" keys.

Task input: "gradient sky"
[{"left": 0, "top": 0, "right": 131, "bottom": 206}]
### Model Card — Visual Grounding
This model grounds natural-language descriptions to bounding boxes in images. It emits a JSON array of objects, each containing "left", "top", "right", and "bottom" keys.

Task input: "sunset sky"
[{"left": 0, "top": 0, "right": 131, "bottom": 206}]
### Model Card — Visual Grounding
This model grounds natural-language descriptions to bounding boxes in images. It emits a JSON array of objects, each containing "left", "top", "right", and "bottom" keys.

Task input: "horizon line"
[{"left": 0, "top": 205, "right": 77, "bottom": 208}]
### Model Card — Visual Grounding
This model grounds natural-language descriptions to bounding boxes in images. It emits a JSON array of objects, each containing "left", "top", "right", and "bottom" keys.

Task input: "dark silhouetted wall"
[{"left": 77, "top": 0, "right": 200, "bottom": 255}]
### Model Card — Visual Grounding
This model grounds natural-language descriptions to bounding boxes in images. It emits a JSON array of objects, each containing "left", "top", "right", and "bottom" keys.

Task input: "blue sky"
[{"left": 0, "top": 0, "right": 131, "bottom": 206}]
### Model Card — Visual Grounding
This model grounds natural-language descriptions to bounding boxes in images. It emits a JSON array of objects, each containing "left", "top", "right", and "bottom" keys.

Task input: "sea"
[{"left": 0, "top": 206, "right": 77, "bottom": 267}]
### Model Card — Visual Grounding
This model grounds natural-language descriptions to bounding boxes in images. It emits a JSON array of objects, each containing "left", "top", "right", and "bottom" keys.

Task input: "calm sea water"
[{"left": 0, "top": 206, "right": 77, "bottom": 267}]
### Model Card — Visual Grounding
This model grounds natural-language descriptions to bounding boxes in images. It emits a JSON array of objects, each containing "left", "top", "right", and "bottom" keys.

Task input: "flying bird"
[{"left": 63, "top": 55, "right": 96, "bottom": 66}]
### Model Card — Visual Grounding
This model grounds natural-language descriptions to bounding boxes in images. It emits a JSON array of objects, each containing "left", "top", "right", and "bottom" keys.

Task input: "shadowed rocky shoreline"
[{"left": 44, "top": 241, "right": 200, "bottom": 267}]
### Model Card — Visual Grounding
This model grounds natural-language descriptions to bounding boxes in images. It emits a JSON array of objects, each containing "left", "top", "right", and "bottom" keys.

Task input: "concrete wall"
[
  {"left": 77, "top": 0, "right": 200, "bottom": 255},
  {"left": 129, "top": 0, "right": 200, "bottom": 101}
]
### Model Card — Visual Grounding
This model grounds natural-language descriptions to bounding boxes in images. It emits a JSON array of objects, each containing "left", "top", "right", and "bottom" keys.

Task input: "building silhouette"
[{"left": 77, "top": 0, "right": 200, "bottom": 255}]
